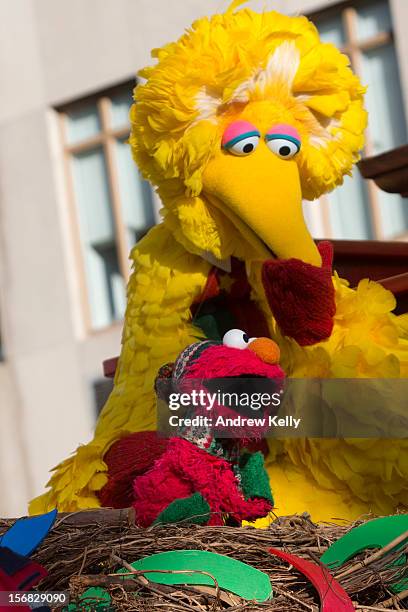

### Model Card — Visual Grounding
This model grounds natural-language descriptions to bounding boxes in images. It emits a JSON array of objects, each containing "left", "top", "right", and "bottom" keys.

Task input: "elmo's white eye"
[
  {"left": 224, "top": 133, "right": 260, "bottom": 156},
  {"left": 266, "top": 136, "right": 300, "bottom": 159},
  {"left": 223, "top": 329, "right": 255, "bottom": 349}
]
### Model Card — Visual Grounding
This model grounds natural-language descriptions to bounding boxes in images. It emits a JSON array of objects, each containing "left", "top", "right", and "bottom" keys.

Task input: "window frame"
[
  {"left": 309, "top": 0, "right": 407, "bottom": 241},
  {"left": 58, "top": 79, "right": 150, "bottom": 332}
]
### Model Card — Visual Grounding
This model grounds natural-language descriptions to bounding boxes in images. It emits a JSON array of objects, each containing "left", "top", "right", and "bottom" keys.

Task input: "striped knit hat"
[{"left": 173, "top": 340, "right": 220, "bottom": 380}]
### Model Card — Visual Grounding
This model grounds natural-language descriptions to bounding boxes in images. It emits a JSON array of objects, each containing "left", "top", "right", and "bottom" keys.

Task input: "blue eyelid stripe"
[
  {"left": 265, "top": 134, "right": 301, "bottom": 149},
  {"left": 223, "top": 131, "right": 261, "bottom": 149}
]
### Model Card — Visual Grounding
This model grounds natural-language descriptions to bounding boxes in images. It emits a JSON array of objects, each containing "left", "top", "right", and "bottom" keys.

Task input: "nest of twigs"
[{"left": 1, "top": 508, "right": 407, "bottom": 611}]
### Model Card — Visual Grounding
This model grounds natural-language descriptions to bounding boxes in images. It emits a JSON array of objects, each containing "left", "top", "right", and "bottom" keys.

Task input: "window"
[
  {"left": 93, "top": 378, "right": 114, "bottom": 416},
  {"left": 306, "top": 0, "right": 408, "bottom": 241},
  {"left": 59, "top": 81, "right": 156, "bottom": 330}
]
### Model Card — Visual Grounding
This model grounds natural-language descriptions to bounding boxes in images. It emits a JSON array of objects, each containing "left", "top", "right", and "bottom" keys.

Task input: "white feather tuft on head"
[
  {"left": 193, "top": 41, "right": 339, "bottom": 149},
  {"left": 228, "top": 41, "right": 301, "bottom": 103}
]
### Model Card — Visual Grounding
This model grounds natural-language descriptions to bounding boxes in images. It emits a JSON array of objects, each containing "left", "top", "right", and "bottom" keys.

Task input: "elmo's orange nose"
[{"left": 248, "top": 337, "right": 280, "bottom": 365}]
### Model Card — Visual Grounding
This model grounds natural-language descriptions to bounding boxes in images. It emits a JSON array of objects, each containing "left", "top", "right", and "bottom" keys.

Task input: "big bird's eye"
[
  {"left": 266, "top": 135, "right": 300, "bottom": 159},
  {"left": 222, "top": 121, "right": 260, "bottom": 156},
  {"left": 223, "top": 329, "right": 256, "bottom": 349},
  {"left": 265, "top": 124, "right": 301, "bottom": 160},
  {"left": 224, "top": 132, "right": 260, "bottom": 156}
]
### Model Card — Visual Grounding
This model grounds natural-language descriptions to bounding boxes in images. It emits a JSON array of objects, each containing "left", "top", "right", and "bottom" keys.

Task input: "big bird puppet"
[{"left": 31, "top": 1, "right": 408, "bottom": 522}]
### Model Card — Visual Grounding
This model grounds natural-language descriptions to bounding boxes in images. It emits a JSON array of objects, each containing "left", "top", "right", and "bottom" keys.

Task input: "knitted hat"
[
  {"left": 173, "top": 340, "right": 220, "bottom": 380},
  {"left": 154, "top": 340, "right": 220, "bottom": 401}
]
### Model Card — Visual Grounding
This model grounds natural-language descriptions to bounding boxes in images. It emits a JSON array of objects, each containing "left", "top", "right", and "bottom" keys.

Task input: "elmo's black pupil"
[
  {"left": 279, "top": 145, "right": 291, "bottom": 156},
  {"left": 243, "top": 143, "right": 254, "bottom": 153},
  {"left": 243, "top": 333, "right": 249, "bottom": 343}
]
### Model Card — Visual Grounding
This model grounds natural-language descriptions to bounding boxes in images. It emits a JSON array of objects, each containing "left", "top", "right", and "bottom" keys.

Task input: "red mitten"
[
  {"left": 262, "top": 241, "right": 335, "bottom": 346},
  {"left": 99, "top": 431, "right": 169, "bottom": 508}
]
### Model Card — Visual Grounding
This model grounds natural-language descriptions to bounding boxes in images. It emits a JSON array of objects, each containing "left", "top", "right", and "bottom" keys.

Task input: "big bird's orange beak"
[{"left": 202, "top": 141, "right": 321, "bottom": 266}]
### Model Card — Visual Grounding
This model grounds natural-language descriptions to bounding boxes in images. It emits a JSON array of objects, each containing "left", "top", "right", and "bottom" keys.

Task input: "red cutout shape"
[{"left": 268, "top": 548, "right": 354, "bottom": 611}]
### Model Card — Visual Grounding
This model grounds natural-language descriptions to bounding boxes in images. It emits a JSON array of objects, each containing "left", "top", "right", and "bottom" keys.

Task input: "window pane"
[
  {"left": 71, "top": 148, "right": 126, "bottom": 328},
  {"left": 72, "top": 148, "right": 115, "bottom": 244},
  {"left": 82, "top": 242, "right": 126, "bottom": 329},
  {"left": 360, "top": 42, "right": 408, "bottom": 238},
  {"left": 116, "top": 138, "right": 155, "bottom": 249},
  {"left": 111, "top": 90, "right": 133, "bottom": 130},
  {"left": 326, "top": 172, "right": 373, "bottom": 239},
  {"left": 303, "top": 200, "right": 326, "bottom": 238},
  {"left": 65, "top": 103, "right": 101, "bottom": 145},
  {"left": 377, "top": 189, "right": 408, "bottom": 239},
  {"left": 356, "top": 0, "right": 391, "bottom": 41},
  {"left": 93, "top": 378, "right": 114, "bottom": 417},
  {"left": 361, "top": 44, "right": 407, "bottom": 155},
  {"left": 316, "top": 15, "right": 346, "bottom": 47}
]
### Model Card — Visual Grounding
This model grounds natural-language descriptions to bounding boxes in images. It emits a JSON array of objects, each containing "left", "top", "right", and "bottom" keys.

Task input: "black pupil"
[
  {"left": 279, "top": 145, "right": 291, "bottom": 156},
  {"left": 243, "top": 143, "right": 254, "bottom": 153},
  {"left": 243, "top": 333, "right": 249, "bottom": 343}
]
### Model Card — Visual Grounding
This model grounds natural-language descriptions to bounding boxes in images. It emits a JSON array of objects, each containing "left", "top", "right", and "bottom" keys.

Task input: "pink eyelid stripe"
[
  {"left": 222, "top": 121, "right": 301, "bottom": 146},
  {"left": 266, "top": 124, "right": 301, "bottom": 141},
  {"left": 221, "top": 121, "right": 259, "bottom": 147}
]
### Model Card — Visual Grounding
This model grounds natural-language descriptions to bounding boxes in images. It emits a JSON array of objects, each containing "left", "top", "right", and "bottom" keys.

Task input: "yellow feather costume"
[{"left": 30, "top": 4, "right": 408, "bottom": 521}]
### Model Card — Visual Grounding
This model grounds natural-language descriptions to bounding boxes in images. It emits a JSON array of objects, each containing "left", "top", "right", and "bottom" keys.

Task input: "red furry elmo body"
[{"left": 99, "top": 331, "right": 284, "bottom": 526}]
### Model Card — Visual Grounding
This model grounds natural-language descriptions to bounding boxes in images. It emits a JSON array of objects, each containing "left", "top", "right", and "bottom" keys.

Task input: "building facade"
[{"left": 0, "top": 0, "right": 407, "bottom": 516}]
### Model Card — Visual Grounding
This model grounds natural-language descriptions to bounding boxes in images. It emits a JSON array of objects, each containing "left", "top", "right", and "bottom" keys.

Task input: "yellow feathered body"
[{"left": 30, "top": 5, "right": 408, "bottom": 522}]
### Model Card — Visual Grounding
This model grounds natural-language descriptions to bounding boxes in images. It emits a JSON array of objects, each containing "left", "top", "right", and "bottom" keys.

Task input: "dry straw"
[{"left": 1, "top": 508, "right": 407, "bottom": 611}]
